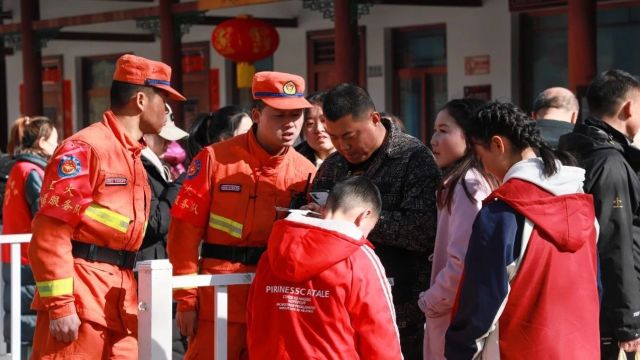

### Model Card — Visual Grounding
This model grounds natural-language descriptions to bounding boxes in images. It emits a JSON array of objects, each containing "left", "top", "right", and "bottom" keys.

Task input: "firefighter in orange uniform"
[
  {"left": 168, "top": 71, "right": 317, "bottom": 359},
  {"left": 29, "top": 54, "right": 186, "bottom": 359}
]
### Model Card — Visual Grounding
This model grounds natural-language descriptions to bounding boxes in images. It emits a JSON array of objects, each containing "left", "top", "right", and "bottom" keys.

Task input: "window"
[
  {"left": 520, "top": 5, "right": 640, "bottom": 110},
  {"left": 392, "top": 25, "right": 447, "bottom": 142},
  {"left": 81, "top": 54, "right": 123, "bottom": 126}
]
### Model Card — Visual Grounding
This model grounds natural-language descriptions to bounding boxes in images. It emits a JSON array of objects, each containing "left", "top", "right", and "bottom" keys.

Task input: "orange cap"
[
  {"left": 113, "top": 54, "right": 186, "bottom": 102},
  {"left": 252, "top": 71, "right": 312, "bottom": 110}
]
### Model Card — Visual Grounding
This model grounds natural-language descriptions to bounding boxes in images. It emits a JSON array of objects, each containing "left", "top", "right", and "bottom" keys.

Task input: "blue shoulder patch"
[
  {"left": 57, "top": 155, "right": 81, "bottom": 178},
  {"left": 186, "top": 159, "right": 201, "bottom": 180}
]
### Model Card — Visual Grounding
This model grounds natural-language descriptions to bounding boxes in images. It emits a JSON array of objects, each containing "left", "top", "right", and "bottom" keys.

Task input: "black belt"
[
  {"left": 201, "top": 243, "right": 265, "bottom": 265},
  {"left": 71, "top": 241, "right": 137, "bottom": 270}
]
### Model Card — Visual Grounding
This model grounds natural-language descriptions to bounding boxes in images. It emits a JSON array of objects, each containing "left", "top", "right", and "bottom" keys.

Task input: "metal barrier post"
[
  {"left": 214, "top": 285, "right": 228, "bottom": 360},
  {"left": 9, "top": 243, "right": 21, "bottom": 360},
  {"left": 137, "top": 259, "right": 173, "bottom": 360}
]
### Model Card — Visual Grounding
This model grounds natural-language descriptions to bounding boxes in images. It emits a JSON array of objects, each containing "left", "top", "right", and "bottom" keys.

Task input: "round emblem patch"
[
  {"left": 57, "top": 155, "right": 81, "bottom": 178},
  {"left": 187, "top": 159, "right": 201, "bottom": 179},
  {"left": 283, "top": 81, "right": 297, "bottom": 96}
]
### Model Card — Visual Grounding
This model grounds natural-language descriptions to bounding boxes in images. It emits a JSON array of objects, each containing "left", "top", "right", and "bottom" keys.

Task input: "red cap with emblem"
[
  {"left": 113, "top": 54, "right": 186, "bottom": 102},
  {"left": 252, "top": 71, "right": 312, "bottom": 110}
]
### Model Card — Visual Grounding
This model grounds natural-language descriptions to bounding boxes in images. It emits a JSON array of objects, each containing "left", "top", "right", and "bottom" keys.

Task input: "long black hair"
[
  {"left": 435, "top": 99, "right": 498, "bottom": 211},
  {"left": 469, "top": 102, "right": 565, "bottom": 177},
  {"left": 186, "top": 105, "right": 249, "bottom": 160}
]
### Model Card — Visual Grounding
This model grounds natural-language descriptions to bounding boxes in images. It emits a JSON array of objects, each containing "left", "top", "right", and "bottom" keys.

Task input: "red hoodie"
[{"left": 247, "top": 213, "right": 403, "bottom": 360}]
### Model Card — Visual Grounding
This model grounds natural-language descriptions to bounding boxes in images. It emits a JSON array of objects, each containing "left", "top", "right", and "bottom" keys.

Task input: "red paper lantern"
[{"left": 211, "top": 15, "right": 279, "bottom": 88}]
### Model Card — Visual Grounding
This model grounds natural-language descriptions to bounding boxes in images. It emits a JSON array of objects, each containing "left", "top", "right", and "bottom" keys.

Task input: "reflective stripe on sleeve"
[
  {"left": 36, "top": 277, "right": 73, "bottom": 297},
  {"left": 208, "top": 213, "right": 243, "bottom": 239},
  {"left": 84, "top": 203, "right": 130, "bottom": 233}
]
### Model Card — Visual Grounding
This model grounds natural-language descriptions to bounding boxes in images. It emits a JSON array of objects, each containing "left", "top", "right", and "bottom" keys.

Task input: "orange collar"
[
  {"left": 103, "top": 110, "right": 146, "bottom": 155},
  {"left": 246, "top": 127, "right": 289, "bottom": 170}
]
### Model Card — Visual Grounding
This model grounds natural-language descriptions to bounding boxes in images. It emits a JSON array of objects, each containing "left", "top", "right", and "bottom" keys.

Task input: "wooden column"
[
  {"left": 0, "top": 4, "right": 8, "bottom": 152},
  {"left": 20, "top": 0, "right": 43, "bottom": 116},
  {"left": 159, "top": 0, "right": 184, "bottom": 127},
  {"left": 568, "top": 0, "right": 596, "bottom": 94},
  {"left": 333, "top": 0, "right": 358, "bottom": 84}
]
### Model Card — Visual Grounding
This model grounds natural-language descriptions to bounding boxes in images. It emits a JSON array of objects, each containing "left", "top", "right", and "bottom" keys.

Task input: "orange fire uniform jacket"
[
  {"left": 168, "top": 128, "right": 316, "bottom": 323},
  {"left": 29, "top": 111, "right": 150, "bottom": 333}
]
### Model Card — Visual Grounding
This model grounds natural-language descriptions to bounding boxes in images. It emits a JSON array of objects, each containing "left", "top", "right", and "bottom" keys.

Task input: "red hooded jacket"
[{"left": 247, "top": 213, "right": 402, "bottom": 360}]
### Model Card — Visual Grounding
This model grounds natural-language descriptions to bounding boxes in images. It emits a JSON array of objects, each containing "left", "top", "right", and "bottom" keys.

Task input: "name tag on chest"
[
  {"left": 105, "top": 177, "right": 128, "bottom": 186},
  {"left": 220, "top": 184, "right": 242, "bottom": 192}
]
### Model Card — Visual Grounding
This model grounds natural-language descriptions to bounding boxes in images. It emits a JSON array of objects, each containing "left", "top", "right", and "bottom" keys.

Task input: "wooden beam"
[
  {"left": 0, "top": 1, "right": 200, "bottom": 34},
  {"left": 196, "top": 15, "right": 298, "bottom": 28},
  {"left": 377, "top": 0, "right": 482, "bottom": 5},
  {"left": 53, "top": 31, "right": 155, "bottom": 42}
]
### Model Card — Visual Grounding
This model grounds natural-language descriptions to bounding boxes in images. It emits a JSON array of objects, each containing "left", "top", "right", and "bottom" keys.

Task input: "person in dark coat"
[
  {"left": 309, "top": 83, "right": 441, "bottom": 360},
  {"left": 559, "top": 69, "right": 640, "bottom": 360},
  {"left": 139, "top": 119, "right": 188, "bottom": 360},
  {"left": 531, "top": 87, "right": 579, "bottom": 149}
]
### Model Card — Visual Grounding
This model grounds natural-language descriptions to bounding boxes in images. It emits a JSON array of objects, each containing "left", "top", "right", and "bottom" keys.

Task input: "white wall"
[{"left": 2, "top": 0, "right": 512, "bottom": 133}]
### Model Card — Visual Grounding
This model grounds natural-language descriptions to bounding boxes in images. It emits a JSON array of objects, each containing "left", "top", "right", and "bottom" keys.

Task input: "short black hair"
[
  {"left": 587, "top": 69, "right": 640, "bottom": 117},
  {"left": 322, "top": 83, "right": 375, "bottom": 122},
  {"left": 252, "top": 99, "right": 266, "bottom": 111},
  {"left": 325, "top": 176, "right": 382, "bottom": 216},
  {"left": 110, "top": 80, "right": 156, "bottom": 110}
]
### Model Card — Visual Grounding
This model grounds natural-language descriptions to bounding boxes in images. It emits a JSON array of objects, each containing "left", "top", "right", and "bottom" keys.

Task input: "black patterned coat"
[{"left": 312, "top": 119, "right": 441, "bottom": 331}]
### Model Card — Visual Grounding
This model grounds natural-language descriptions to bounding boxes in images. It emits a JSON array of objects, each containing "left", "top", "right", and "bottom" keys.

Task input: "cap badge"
[{"left": 283, "top": 81, "right": 297, "bottom": 95}]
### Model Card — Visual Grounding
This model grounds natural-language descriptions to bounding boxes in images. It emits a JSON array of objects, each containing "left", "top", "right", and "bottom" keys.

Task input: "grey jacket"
[{"left": 312, "top": 118, "right": 441, "bottom": 329}]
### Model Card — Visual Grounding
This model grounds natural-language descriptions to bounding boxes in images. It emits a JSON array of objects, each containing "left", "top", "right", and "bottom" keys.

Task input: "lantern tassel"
[{"left": 236, "top": 62, "right": 256, "bottom": 88}]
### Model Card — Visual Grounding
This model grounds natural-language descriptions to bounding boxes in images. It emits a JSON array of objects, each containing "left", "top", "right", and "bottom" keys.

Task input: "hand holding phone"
[{"left": 309, "top": 191, "right": 329, "bottom": 206}]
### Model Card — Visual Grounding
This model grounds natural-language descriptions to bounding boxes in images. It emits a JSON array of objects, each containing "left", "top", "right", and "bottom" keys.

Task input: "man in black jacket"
[
  {"left": 559, "top": 69, "right": 640, "bottom": 359},
  {"left": 309, "top": 83, "right": 441, "bottom": 360}
]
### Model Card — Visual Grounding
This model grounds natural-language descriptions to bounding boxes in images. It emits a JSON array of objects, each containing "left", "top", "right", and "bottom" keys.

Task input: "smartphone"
[{"left": 309, "top": 191, "right": 329, "bottom": 206}]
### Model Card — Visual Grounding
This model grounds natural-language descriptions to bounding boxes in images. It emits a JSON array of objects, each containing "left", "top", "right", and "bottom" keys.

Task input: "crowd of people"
[{"left": 0, "top": 53, "right": 638, "bottom": 360}]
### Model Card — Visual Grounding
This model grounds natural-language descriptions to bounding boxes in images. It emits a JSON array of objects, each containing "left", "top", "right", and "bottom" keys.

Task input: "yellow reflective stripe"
[
  {"left": 174, "top": 273, "right": 198, "bottom": 290},
  {"left": 209, "top": 213, "right": 243, "bottom": 239},
  {"left": 36, "top": 277, "right": 73, "bottom": 297},
  {"left": 84, "top": 204, "right": 130, "bottom": 233}
]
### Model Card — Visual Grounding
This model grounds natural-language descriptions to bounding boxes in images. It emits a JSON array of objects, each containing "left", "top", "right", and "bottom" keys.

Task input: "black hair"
[
  {"left": 110, "top": 80, "right": 156, "bottom": 110},
  {"left": 587, "top": 69, "right": 640, "bottom": 118},
  {"left": 304, "top": 91, "right": 327, "bottom": 121},
  {"left": 253, "top": 99, "right": 266, "bottom": 111},
  {"left": 186, "top": 106, "right": 250, "bottom": 160},
  {"left": 436, "top": 99, "right": 498, "bottom": 211},
  {"left": 469, "top": 102, "right": 560, "bottom": 177},
  {"left": 531, "top": 89, "right": 579, "bottom": 114},
  {"left": 325, "top": 176, "right": 382, "bottom": 216},
  {"left": 322, "top": 83, "right": 375, "bottom": 122}
]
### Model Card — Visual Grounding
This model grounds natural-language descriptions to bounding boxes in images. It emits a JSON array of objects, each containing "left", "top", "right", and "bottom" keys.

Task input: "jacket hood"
[
  {"left": 490, "top": 158, "right": 595, "bottom": 253},
  {"left": 267, "top": 213, "right": 369, "bottom": 282}
]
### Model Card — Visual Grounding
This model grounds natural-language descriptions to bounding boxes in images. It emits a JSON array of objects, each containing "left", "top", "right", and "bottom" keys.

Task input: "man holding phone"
[{"left": 309, "top": 83, "right": 441, "bottom": 359}]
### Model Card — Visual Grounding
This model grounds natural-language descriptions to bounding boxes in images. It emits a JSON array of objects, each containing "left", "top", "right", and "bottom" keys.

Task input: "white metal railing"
[
  {"left": 0, "top": 237, "right": 255, "bottom": 360},
  {"left": 136, "top": 259, "right": 254, "bottom": 360},
  {"left": 0, "top": 233, "right": 32, "bottom": 360}
]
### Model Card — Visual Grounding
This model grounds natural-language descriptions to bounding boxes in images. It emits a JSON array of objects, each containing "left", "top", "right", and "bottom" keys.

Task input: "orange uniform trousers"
[
  {"left": 31, "top": 312, "right": 136, "bottom": 360},
  {"left": 183, "top": 259, "right": 253, "bottom": 360}
]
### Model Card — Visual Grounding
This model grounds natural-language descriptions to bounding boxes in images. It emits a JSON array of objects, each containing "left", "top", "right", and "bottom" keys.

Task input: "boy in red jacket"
[{"left": 247, "top": 176, "right": 402, "bottom": 360}]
